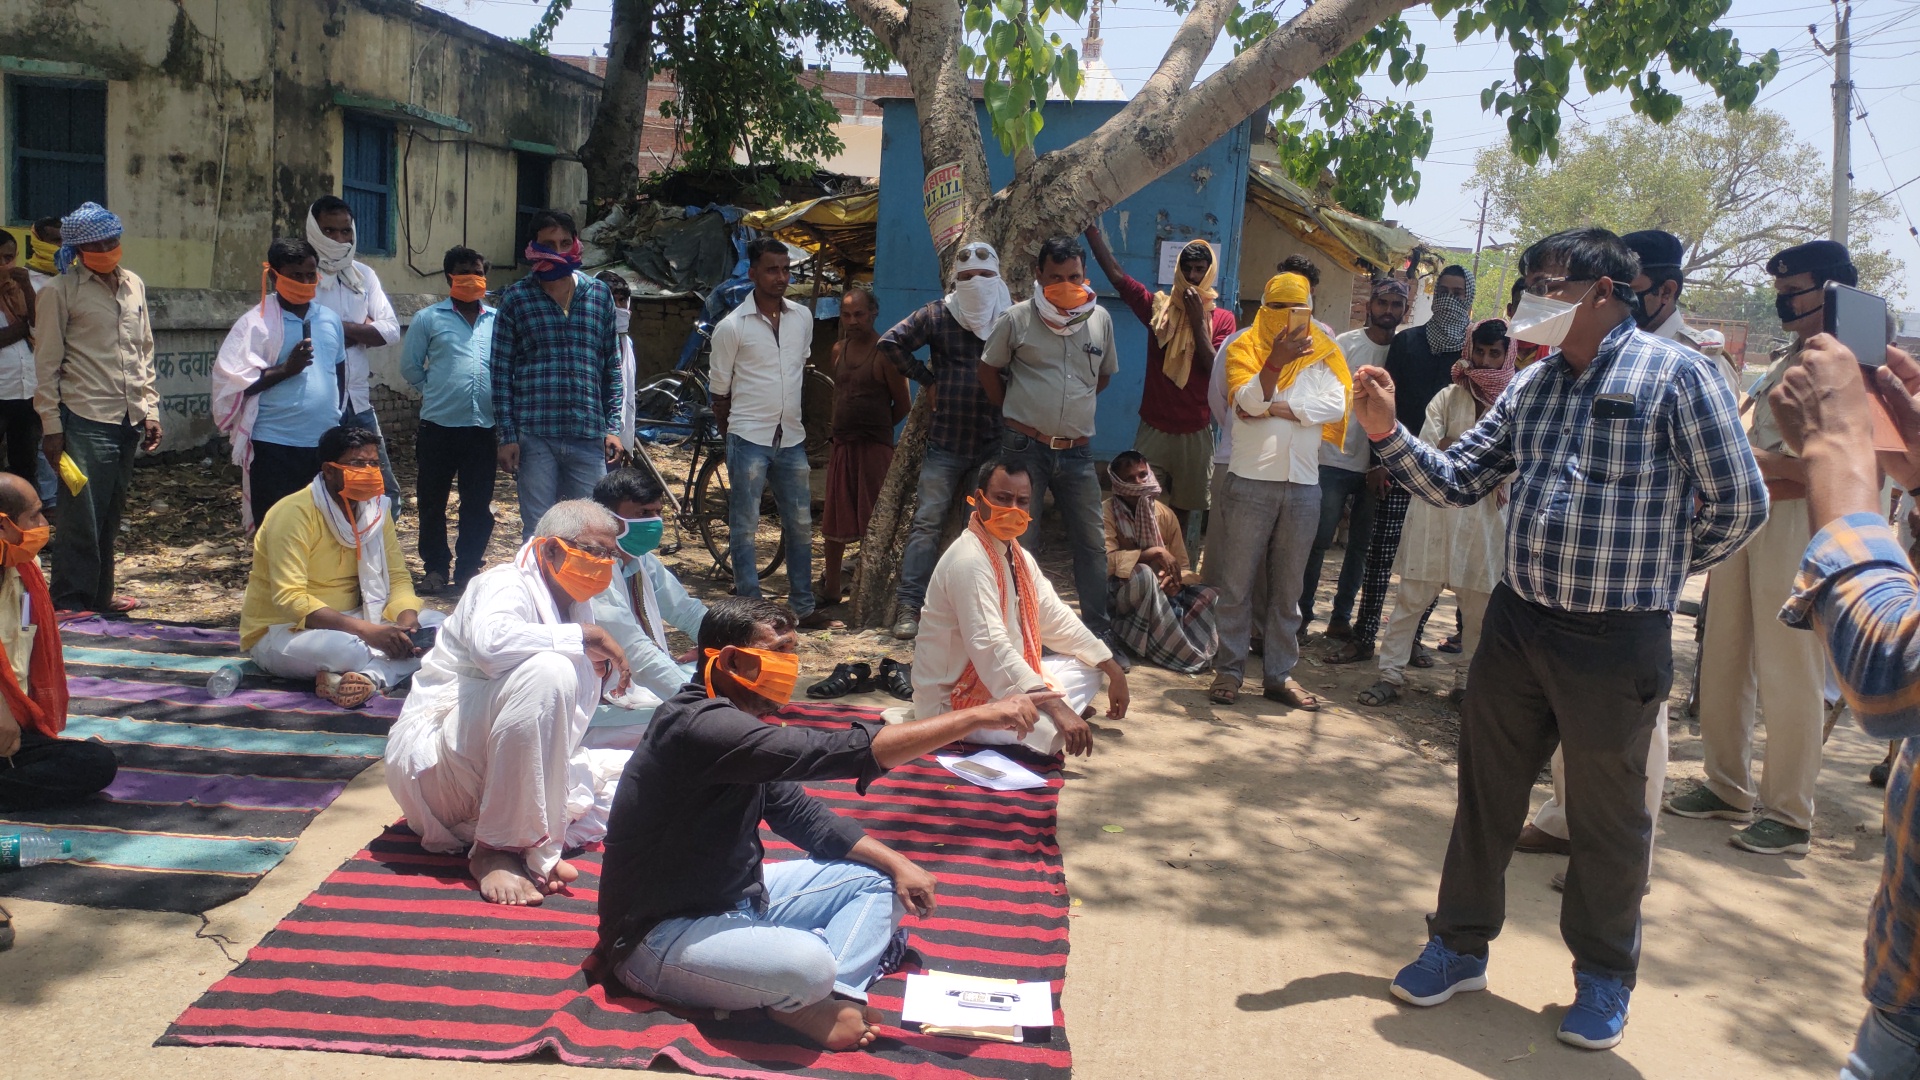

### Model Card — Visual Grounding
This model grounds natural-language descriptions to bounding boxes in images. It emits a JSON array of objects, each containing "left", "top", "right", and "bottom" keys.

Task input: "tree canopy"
[{"left": 1470, "top": 106, "right": 1902, "bottom": 301}]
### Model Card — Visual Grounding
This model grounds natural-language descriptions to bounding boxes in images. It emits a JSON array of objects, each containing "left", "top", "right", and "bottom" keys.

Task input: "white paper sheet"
[
  {"left": 935, "top": 749, "right": 1048, "bottom": 791},
  {"left": 900, "top": 971, "right": 1055, "bottom": 1029}
]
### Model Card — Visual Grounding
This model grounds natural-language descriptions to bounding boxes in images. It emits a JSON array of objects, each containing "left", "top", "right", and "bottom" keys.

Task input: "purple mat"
[
  {"left": 67, "top": 674, "right": 406, "bottom": 718},
  {"left": 104, "top": 769, "right": 350, "bottom": 811},
  {"left": 59, "top": 614, "right": 242, "bottom": 644}
]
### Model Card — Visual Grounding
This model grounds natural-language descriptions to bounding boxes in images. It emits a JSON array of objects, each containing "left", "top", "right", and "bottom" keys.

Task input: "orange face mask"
[
  {"left": 79, "top": 247, "right": 122, "bottom": 275},
  {"left": 1042, "top": 281, "right": 1093, "bottom": 311},
  {"left": 274, "top": 270, "right": 318, "bottom": 306},
  {"left": 704, "top": 646, "right": 800, "bottom": 705},
  {"left": 0, "top": 513, "right": 48, "bottom": 568},
  {"left": 968, "top": 490, "right": 1031, "bottom": 542},
  {"left": 542, "top": 537, "right": 615, "bottom": 603},
  {"left": 449, "top": 274, "right": 488, "bottom": 303},
  {"left": 325, "top": 462, "right": 386, "bottom": 503}
]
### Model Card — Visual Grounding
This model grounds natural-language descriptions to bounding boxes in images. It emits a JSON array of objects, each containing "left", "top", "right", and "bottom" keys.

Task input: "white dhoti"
[
  {"left": 965, "top": 656, "right": 1102, "bottom": 756},
  {"left": 252, "top": 610, "right": 445, "bottom": 688}
]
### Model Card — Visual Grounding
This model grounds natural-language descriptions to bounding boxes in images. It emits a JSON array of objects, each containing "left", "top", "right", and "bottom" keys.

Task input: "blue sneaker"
[
  {"left": 1390, "top": 936, "right": 1488, "bottom": 1006},
  {"left": 1558, "top": 971, "right": 1631, "bottom": 1049}
]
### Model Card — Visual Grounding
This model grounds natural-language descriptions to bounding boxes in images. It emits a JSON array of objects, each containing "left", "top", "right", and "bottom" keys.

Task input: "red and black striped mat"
[{"left": 159, "top": 702, "right": 1074, "bottom": 1079}]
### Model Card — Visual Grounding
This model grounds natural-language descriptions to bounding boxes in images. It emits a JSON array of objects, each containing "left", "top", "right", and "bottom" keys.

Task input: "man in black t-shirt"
[
  {"left": 1328, "top": 264, "right": 1476, "bottom": 664},
  {"left": 595, "top": 596, "right": 1052, "bottom": 1051}
]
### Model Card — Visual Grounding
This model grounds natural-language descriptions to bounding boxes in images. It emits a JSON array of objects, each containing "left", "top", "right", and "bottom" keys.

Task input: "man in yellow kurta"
[{"left": 239, "top": 425, "right": 436, "bottom": 708}]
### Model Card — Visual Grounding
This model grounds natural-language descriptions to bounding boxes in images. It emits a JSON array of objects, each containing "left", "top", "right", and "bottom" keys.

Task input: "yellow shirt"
[
  {"left": 32, "top": 265, "right": 158, "bottom": 434},
  {"left": 239, "top": 491, "right": 422, "bottom": 649}
]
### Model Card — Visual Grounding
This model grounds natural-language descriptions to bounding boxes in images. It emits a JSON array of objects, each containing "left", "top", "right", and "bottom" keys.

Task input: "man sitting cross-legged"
[
  {"left": 240, "top": 425, "right": 438, "bottom": 709},
  {"left": 1104, "top": 449, "right": 1220, "bottom": 673},
  {"left": 595, "top": 595, "right": 1057, "bottom": 1050},
  {"left": 384, "top": 499, "right": 633, "bottom": 905},
  {"left": 912, "top": 454, "right": 1128, "bottom": 756},
  {"left": 0, "top": 471, "right": 117, "bottom": 810},
  {"left": 582, "top": 467, "right": 708, "bottom": 750}
]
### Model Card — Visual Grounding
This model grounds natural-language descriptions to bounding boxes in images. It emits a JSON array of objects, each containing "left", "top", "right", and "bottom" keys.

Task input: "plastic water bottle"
[
  {"left": 0, "top": 829, "right": 72, "bottom": 869},
  {"left": 206, "top": 662, "right": 245, "bottom": 699}
]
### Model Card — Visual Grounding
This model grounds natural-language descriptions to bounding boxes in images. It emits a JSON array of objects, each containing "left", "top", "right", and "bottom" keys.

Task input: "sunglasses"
[{"left": 954, "top": 244, "right": 995, "bottom": 263}]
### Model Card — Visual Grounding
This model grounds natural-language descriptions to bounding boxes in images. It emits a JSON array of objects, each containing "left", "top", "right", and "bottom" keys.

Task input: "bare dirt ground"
[{"left": 4, "top": 444, "right": 1887, "bottom": 1079}]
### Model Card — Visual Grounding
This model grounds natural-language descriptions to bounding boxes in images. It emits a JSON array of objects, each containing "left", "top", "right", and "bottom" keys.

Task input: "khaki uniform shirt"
[
  {"left": 981, "top": 299, "right": 1117, "bottom": 440},
  {"left": 32, "top": 266, "right": 158, "bottom": 435}
]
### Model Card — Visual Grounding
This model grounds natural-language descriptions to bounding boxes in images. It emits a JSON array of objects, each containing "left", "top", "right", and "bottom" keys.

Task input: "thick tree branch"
[{"left": 846, "top": 0, "right": 907, "bottom": 58}]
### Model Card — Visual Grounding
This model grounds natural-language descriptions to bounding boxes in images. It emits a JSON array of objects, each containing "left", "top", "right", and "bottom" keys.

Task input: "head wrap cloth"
[
  {"left": 55, "top": 202, "right": 122, "bottom": 274},
  {"left": 1222, "top": 272, "right": 1352, "bottom": 447}
]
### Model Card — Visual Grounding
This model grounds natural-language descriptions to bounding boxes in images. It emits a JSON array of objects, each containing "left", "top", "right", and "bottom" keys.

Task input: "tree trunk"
[
  {"left": 849, "top": 0, "right": 999, "bottom": 628},
  {"left": 577, "top": 0, "right": 656, "bottom": 222}
]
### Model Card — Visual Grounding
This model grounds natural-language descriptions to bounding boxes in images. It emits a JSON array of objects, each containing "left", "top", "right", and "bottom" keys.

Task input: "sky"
[{"left": 428, "top": 0, "right": 1920, "bottom": 295}]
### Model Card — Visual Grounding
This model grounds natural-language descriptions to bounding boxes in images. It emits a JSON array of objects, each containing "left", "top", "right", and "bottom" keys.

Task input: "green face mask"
[{"left": 618, "top": 515, "right": 664, "bottom": 559}]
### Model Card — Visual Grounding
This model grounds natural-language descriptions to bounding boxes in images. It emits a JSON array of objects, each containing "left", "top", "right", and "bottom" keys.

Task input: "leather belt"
[{"left": 1006, "top": 419, "right": 1089, "bottom": 450}]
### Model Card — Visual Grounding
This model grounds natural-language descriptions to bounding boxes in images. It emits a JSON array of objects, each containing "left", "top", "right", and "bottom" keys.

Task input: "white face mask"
[
  {"left": 1508, "top": 281, "right": 1597, "bottom": 348},
  {"left": 614, "top": 307, "right": 631, "bottom": 334}
]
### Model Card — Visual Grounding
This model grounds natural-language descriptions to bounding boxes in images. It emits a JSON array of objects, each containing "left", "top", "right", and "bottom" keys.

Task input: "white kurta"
[
  {"left": 384, "top": 543, "right": 606, "bottom": 875},
  {"left": 1392, "top": 383, "right": 1505, "bottom": 592},
  {"left": 913, "top": 528, "right": 1111, "bottom": 751}
]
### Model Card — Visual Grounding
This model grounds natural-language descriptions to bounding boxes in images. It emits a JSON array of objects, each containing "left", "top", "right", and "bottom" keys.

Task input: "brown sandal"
[
  {"left": 1207, "top": 674, "right": 1239, "bottom": 705},
  {"left": 1264, "top": 679, "right": 1320, "bottom": 711}
]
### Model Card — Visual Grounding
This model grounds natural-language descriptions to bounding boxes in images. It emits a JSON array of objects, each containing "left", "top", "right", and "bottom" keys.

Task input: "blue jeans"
[
  {"left": 726, "top": 434, "right": 815, "bottom": 615},
  {"left": 1842, "top": 1008, "right": 1920, "bottom": 1079},
  {"left": 896, "top": 444, "right": 987, "bottom": 613},
  {"left": 517, "top": 434, "right": 608, "bottom": 543},
  {"left": 614, "top": 859, "right": 903, "bottom": 1010},
  {"left": 999, "top": 430, "right": 1109, "bottom": 637},
  {"left": 344, "top": 407, "right": 400, "bottom": 501},
  {"left": 1300, "top": 464, "right": 1377, "bottom": 629}
]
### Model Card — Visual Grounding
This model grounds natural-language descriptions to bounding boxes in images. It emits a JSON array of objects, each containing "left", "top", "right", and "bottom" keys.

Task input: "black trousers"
[
  {"left": 1428, "top": 583, "right": 1671, "bottom": 987},
  {"left": 0, "top": 727, "right": 118, "bottom": 811},
  {"left": 0, "top": 398, "right": 40, "bottom": 485},
  {"left": 249, "top": 441, "right": 321, "bottom": 523},
  {"left": 415, "top": 421, "right": 497, "bottom": 583}
]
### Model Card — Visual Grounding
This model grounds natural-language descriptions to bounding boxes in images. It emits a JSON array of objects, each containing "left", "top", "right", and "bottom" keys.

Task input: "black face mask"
[
  {"left": 1775, "top": 283, "right": 1823, "bottom": 325},
  {"left": 1632, "top": 288, "right": 1661, "bottom": 330}
]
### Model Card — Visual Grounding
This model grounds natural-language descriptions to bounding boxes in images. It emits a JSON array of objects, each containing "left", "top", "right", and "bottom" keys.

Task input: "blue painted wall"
[{"left": 874, "top": 99, "right": 1254, "bottom": 460}]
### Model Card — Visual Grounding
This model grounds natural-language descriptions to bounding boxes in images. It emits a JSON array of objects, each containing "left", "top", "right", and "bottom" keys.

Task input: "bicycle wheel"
[
  {"left": 633, "top": 370, "right": 706, "bottom": 449},
  {"left": 693, "top": 451, "right": 786, "bottom": 582}
]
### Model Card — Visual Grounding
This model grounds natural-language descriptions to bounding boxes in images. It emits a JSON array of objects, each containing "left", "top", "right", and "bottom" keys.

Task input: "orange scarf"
[
  {"left": 949, "top": 516, "right": 1043, "bottom": 710},
  {"left": 0, "top": 562, "right": 68, "bottom": 737}
]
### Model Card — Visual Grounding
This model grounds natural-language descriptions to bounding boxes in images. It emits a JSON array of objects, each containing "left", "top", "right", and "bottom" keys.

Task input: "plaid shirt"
[
  {"left": 1781, "top": 513, "right": 1920, "bottom": 1014},
  {"left": 876, "top": 299, "right": 1000, "bottom": 458},
  {"left": 490, "top": 272, "right": 621, "bottom": 446},
  {"left": 1374, "top": 317, "right": 1766, "bottom": 612}
]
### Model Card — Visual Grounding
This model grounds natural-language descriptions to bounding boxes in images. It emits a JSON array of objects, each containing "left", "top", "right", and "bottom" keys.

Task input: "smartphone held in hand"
[{"left": 1824, "top": 282, "right": 1906, "bottom": 450}]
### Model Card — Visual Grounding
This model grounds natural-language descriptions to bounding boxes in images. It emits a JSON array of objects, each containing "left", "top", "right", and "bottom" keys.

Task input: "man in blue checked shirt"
[
  {"left": 1351, "top": 228, "right": 1767, "bottom": 1052},
  {"left": 401, "top": 246, "right": 497, "bottom": 594},
  {"left": 491, "top": 209, "right": 624, "bottom": 544}
]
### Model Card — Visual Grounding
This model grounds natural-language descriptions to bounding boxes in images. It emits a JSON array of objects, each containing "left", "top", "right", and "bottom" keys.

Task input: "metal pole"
[
  {"left": 1470, "top": 187, "right": 1489, "bottom": 277},
  {"left": 1832, "top": 1, "right": 1852, "bottom": 246}
]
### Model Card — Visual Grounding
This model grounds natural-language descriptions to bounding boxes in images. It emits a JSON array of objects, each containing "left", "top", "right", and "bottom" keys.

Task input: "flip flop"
[
  {"left": 108, "top": 597, "right": 140, "bottom": 613},
  {"left": 1437, "top": 634, "right": 1462, "bottom": 654},
  {"left": 806, "top": 662, "right": 872, "bottom": 699},
  {"left": 1264, "top": 679, "right": 1320, "bottom": 711},
  {"left": 878, "top": 658, "right": 913, "bottom": 701},
  {"left": 316, "top": 671, "right": 377, "bottom": 709}
]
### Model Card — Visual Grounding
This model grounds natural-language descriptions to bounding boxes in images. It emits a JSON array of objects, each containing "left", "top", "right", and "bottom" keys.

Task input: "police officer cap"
[
  {"left": 1622, "top": 230, "right": 1684, "bottom": 271},
  {"left": 1766, "top": 239, "right": 1853, "bottom": 280}
]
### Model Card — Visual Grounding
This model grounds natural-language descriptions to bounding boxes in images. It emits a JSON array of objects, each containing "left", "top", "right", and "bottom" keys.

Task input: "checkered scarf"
[
  {"left": 1108, "top": 465, "right": 1164, "bottom": 551},
  {"left": 56, "top": 202, "right": 122, "bottom": 273}
]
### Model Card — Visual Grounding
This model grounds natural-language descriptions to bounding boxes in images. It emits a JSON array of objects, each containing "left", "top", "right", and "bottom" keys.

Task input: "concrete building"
[{"left": 2, "top": 0, "right": 601, "bottom": 450}]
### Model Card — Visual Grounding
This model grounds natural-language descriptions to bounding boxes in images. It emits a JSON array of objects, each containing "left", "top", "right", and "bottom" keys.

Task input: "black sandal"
[
  {"left": 1357, "top": 680, "right": 1400, "bottom": 707},
  {"left": 1409, "top": 646, "right": 1436, "bottom": 669},
  {"left": 806, "top": 662, "right": 872, "bottom": 699},
  {"left": 879, "top": 657, "right": 914, "bottom": 701}
]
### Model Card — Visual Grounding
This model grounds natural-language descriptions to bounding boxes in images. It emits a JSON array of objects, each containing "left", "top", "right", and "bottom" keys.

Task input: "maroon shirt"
[{"left": 1113, "top": 272, "right": 1238, "bottom": 435}]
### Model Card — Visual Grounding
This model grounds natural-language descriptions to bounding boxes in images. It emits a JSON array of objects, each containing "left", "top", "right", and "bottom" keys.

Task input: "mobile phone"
[
  {"left": 301, "top": 320, "right": 312, "bottom": 342},
  {"left": 1593, "top": 393, "right": 1636, "bottom": 420},
  {"left": 1825, "top": 282, "right": 1890, "bottom": 369},
  {"left": 951, "top": 759, "right": 1005, "bottom": 780},
  {"left": 1287, "top": 308, "right": 1311, "bottom": 337},
  {"left": 407, "top": 624, "right": 438, "bottom": 651},
  {"left": 949, "top": 990, "right": 1017, "bottom": 1011}
]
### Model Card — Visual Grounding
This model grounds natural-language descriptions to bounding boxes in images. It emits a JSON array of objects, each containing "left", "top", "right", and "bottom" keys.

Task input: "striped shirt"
[
  {"left": 1373, "top": 317, "right": 1766, "bottom": 612},
  {"left": 1779, "top": 512, "right": 1920, "bottom": 1014}
]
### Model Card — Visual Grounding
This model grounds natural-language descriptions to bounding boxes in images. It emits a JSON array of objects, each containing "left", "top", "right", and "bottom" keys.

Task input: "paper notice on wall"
[
  {"left": 923, "top": 161, "right": 967, "bottom": 251},
  {"left": 1157, "top": 240, "right": 1188, "bottom": 285}
]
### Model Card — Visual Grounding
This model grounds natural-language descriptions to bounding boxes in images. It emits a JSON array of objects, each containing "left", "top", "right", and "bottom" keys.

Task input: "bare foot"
[
  {"left": 540, "top": 858, "right": 580, "bottom": 895},
  {"left": 470, "top": 846, "right": 544, "bottom": 906},
  {"left": 770, "top": 998, "right": 883, "bottom": 1050}
]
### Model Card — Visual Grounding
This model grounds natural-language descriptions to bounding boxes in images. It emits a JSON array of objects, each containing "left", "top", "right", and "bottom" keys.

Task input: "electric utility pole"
[
  {"left": 1468, "top": 187, "right": 1490, "bottom": 276},
  {"left": 1814, "top": 2, "right": 1854, "bottom": 246}
]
